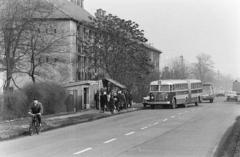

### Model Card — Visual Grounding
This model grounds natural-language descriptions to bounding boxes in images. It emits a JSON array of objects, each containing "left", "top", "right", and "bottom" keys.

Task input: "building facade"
[
  {"left": 1, "top": 0, "right": 162, "bottom": 111},
  {"left": 45, "top": 0, "right": 162, "bottom": 110}
]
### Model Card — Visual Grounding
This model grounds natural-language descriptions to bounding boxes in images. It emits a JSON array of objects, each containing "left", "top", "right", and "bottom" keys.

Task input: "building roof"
[
  {"left": 46, "top": 0, "right": 94, "bottom": 23},
  {"left": 63, "top": 80, "right": 99, "bottom": 88},
  {"left": 103, "top": 78, "right": 127, "bottom": 89},
  {"left": 143, "top": 43, "right": 162, "bottom": 54}
]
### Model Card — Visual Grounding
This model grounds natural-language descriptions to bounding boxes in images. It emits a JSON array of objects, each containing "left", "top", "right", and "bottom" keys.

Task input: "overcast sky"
[{"left": 85, "top": 0, "right": 240, "bottom": 79}]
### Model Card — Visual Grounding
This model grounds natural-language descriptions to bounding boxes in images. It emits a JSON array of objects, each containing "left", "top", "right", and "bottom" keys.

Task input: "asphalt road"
[{"left": 0, "top": 97, "right": 239, "bottom": 157}]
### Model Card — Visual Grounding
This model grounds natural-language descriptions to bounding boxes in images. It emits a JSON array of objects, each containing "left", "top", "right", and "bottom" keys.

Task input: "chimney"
[
  {"left": 69, "top": 0, "right": 84, "bottom": 8},
  {"left": 95, "top": 9, "right": 106, "bottom": 18}
]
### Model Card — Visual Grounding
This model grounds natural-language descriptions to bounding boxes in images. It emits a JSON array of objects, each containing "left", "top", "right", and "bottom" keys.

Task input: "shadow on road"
[{"left": 143, "top": 104, "right": 204, "bottom": 110}]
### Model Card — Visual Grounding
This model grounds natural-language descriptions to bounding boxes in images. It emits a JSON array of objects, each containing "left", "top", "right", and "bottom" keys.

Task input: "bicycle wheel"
[
  {"left": 35, "top": 121, "right": 40, "bottom": 134},
  {"left": 29, "top": 123, "right": 34, "bottom": 136}
]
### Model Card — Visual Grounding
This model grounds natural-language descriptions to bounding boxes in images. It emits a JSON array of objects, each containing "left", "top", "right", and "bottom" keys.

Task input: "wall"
[{"left": 64, "top": 81, "right": 100, "bottom": 111}]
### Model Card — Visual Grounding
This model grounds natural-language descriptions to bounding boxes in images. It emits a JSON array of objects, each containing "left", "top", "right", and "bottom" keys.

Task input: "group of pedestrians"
[{"left": 94, "top": 89, "right": 133, "bottom": 114}]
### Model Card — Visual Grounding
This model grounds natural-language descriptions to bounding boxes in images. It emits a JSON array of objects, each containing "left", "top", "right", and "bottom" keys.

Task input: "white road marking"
[
  {"left": 74, "top": 147, "right": 93, "bottom": 155},
  {"left": 141, "top": 126, "right": 148, "bottom": 130},
  {"left": 171, "top": 116, "right": 175, "bottom": 118},
  {"left": 153, "top": 122, "right": 159, "bottom": 125},
  {"left": 163, "top": 118, "right": 168, "bottom": 122},
  {"left": 125, "top": 131, "right": 135, "bottom": 136},
  {"left": 104, "top": 138, "right": 117, "bottom": 144}
]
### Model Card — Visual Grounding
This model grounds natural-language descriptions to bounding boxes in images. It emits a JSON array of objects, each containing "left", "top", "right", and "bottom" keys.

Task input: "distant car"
[
  {"left": 215, "top": 90, "right": 225, "bottom": 97},
  {"left": 215, "top": 93, "right": 225, "bottom": 97},
  {"left": 201, "top": 83, "right": 215, "bottom": 103},
  {"left": 225, "top": 91, "right": 238, "bottom": 101}
]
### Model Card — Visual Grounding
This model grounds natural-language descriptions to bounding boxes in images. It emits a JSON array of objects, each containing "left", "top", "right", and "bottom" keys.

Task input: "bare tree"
[
  {"left": 0, "top": 0, "right": 50, "bottom": 90},
  {"left": 17, "top": 21, "right": 70, "bottom": 83},
  {"left": 192, "top": 53, "right": 214, "bottom": 82},
  {"left": 161, "top": 56, "right": 190, "bottom": 79},
  {"left": 0, "top": 0, "right": 70, "bottom": 86}
]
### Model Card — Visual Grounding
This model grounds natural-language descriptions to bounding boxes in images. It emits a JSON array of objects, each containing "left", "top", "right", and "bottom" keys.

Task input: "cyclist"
[{"left": 28, "top": 99, "right": 43, "bottom": 126}]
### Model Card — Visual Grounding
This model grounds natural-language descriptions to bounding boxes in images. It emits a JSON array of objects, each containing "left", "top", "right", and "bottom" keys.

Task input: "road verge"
[
  {"left": 0, "top": 107, "right": 141, "bottom": 142},
  {"left": 214, "top": 116, "right": 240, "bottom": 157}
]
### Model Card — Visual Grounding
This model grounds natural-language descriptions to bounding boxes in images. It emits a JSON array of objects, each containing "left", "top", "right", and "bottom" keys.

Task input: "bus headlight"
[
  {"left": 165, "top": 95, "right": 168, "bottom": 100},
  {"left": 150, "top": 96, "right": 154, "bottom": 100}
]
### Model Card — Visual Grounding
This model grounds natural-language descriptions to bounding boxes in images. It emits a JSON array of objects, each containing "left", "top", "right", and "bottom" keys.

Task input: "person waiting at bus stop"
[
  {"left": 100, "top": 91, "right": 107, "bottom": 112},
  {"left": 118, "top": 90, "right": 126, "bottom": 110},
  {"left": 94, "top": 90, "right": 99, "bottom": 110}
]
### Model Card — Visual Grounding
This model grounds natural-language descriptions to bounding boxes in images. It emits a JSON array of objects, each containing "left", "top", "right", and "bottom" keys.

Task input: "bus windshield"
[
  {"left": 160, "top": 85, "right": 170, "bottom": 92},
  {"left": 203, "top": 85, "right": 212, "bottom": 94},
  {"left": 150, "top": 85, "right": 159, "bottom": 91}
]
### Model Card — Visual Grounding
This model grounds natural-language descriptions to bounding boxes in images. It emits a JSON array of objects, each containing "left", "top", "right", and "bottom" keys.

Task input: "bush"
[
  {"left": 0, "top": 82, "right": 68, "bottom": 120},
  {"left": 1, "top": 90, "right": 28, "bottom": 120},
  {"left": 23, "top": 82, "right": 67, "bottom": 115}
]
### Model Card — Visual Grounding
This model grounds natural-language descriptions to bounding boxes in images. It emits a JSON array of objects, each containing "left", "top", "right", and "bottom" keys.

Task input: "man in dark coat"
[
  {"left": 28, "top": 99, "right": 43, "bottom": 126},
  {"left": 100, "top": 91, "right": 107, "bottom": 112},
  {"left": 94, "top": 91, "right": 99, "bottom": 110}
]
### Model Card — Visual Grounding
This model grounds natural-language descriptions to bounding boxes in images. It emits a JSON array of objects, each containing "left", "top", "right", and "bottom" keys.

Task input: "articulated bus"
[{"left": 143, "top": 79, "right": 202, "bottom": 109}]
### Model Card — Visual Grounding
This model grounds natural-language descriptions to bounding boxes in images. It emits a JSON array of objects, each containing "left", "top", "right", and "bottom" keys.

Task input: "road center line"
[
  {"left": 125, "top": 131, "right": 135, "bottom": 136},
  {"left": 171, "top": 116, "right": 175, "bottom": 118},
  {"left": 141, "top": 126, "right": 148, "bottom": 130},
  {"left": 163, "top": 118, "right": 168, "bottom": 122},
  {"left": 73, "top": 147, "right": 92, "bottom": 155},
  {"left": 104, "top": 138, "right": 117, "bottom": 144},
  {"left": 153, "top": 122, "right": 159, "bottom": 125}
]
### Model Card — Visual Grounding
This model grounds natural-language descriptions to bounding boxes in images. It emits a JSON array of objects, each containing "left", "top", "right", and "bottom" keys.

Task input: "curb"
[{"left": 0, "top": 107, "right": 142, "bottom": 142}]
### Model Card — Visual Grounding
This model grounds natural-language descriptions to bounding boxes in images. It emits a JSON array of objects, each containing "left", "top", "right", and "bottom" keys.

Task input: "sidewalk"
[{"left": 0, "top": 106, "right": 142, "bottom": 141}]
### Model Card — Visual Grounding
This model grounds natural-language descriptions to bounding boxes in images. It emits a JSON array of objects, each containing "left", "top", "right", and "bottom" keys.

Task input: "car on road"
[
  {"left": 201, "top": 83, "right": 215, "bottom": 103},
  {"left": 225, "top": 91, "right": 238, "bottom": 102},
  {"left": 215, "top": 90, "right": 225, "bottom": 97}
]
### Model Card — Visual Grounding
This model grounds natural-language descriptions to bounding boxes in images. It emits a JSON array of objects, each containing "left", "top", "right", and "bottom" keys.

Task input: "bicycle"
[{"left": 29, "top": 114, "right": 41, "bottom": 136}]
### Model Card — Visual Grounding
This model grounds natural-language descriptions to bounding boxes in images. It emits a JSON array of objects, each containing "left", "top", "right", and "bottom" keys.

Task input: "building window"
[
  {"left": 46, "top": 56, "right": 49, "bottom": 63},
  {"left": 38, "top": 57, "right": 42, "bottom": 64},
  {"left": 77, "top": 71, "right": 81, "bottom": 80}
]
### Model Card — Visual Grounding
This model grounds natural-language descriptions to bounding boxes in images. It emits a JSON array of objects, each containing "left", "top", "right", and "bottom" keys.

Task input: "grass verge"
[{"left": 214, "top": 116, "right": 240, "bottom": 157}]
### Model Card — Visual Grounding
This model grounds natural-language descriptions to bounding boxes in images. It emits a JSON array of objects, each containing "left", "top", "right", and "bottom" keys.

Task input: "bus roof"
[
  {"left": 188, "top": 79, "right": 202, "bottom": 84},
  {"left": 150, "top": 79, "right": 201, "bottom": 85},
  {"left": 150, "top": 80, "right": 188, "bottom": 85}
]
